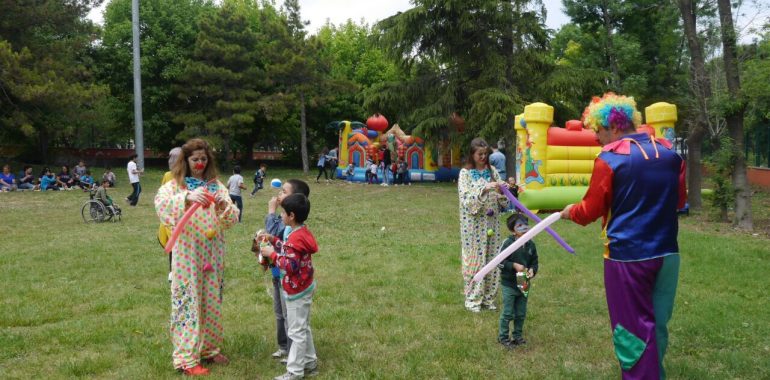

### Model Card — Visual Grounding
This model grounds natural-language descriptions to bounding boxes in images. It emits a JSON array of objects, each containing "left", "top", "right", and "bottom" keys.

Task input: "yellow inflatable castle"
[{"left": 514, "top": 101, "right": 677, "bottom": 210}]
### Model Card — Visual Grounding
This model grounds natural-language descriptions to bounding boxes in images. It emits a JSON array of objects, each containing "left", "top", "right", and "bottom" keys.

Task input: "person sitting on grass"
[
  {"left": 73, "top": 160, "right": 87, "bottom": 188},
  {"left": 102, "top": 166, "right": 116, "bottom": 187},
  {"left": 0, "top": 164, "right": 16, "bottom": 191},
  {"left": 80, "top": 170, "right": 95, "bottom": 190},
  {"left": 40, "top": 168, "right": 59, "bottom": 191},
  {"left": 18, "top": 166, "right": 37, "bottom": 190},
  {"left": 258, "top": 193, "right": 319, "bottom": 380},
  {"left": 57, "top": 165, "right": 75, "bottom": 190},
  {"left": 497, "top": 213, "right": 538, "bottom": 348}
]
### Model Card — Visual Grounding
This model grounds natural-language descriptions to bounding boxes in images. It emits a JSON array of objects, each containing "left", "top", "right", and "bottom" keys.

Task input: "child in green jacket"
[{"left": 497, "top": 213, "right": 539, "bottom": 348}]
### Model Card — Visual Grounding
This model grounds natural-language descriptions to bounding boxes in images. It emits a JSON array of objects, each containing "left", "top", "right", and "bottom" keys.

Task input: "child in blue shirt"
[
  {"left": 40, "top": 168, "right": 58, "bottom": 191},
  {"left": 79, "top": 170, "right": 95, "bottom": 190},
  {"left": 256, "top": 179, "right": 311, "bottom": 361}
]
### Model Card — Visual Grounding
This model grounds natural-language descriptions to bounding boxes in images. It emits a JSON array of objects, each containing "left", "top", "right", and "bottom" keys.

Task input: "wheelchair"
[{"left": 82, "top": 189, "right": 122, "bottom": 223}]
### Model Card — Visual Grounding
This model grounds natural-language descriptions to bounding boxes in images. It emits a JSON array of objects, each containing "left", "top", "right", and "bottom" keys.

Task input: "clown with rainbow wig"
[{"left": 561, "top": 93, "right": 686, "bottom": 379}]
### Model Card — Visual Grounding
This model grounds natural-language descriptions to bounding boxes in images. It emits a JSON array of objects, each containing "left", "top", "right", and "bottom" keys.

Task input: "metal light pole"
[{"left": 132, "top": 0, "right": 145, "bottom": 169}]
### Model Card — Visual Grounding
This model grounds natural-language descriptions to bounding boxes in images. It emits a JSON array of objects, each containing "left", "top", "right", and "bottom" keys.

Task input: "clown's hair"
[{"left": 581, "top": 92, "right": 642, "bottom": 132}]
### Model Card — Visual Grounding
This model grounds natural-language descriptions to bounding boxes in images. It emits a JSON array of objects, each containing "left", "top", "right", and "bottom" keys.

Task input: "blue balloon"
[
  {"left": 270, "top": 178, "right": 282, "bottom": 189},
  {"left": 519, "top": 118, "right": 527, "bottom": 128}
]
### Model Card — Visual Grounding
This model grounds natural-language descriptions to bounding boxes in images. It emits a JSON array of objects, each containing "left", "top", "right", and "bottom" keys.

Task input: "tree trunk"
[
  {"left": 38, "top": 126, "right": 49, "bottom": 164},
  {"left": 686, "top": 134, "right": 704, "bottom": 208},
  {"left": 299, "top": 90, "right": 309, "bottom": 174},
  {"left": 222, "top": 136, "right": 230, "bottom": 172},
  {"left": 601, "top": 2, "right": 620, "bottom": 91},
  {"left": 246, "top": 134, "right": 257, "bottom": 168},
  {"left": 677, "top": 0, "right": 712, "bottom": 209},
  {"left": 717, "top": 0, "right": 752, "bottom": 230}
]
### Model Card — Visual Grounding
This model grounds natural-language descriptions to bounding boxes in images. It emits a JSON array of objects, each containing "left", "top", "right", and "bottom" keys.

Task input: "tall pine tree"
[{"left": 173, "top": 2, "right": 265, "bottom": 166}]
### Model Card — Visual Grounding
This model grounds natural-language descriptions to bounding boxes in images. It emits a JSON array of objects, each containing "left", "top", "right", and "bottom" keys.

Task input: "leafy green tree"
[
  {"left": 0, "top": 0, "right": 109, "bottom": 161},
  {"left": 267, "top": 0, "right": 338, "bottom": 173},
  {"left": 370, "top": 0, "right": 550, "bottom": 152},
  {"left": 676, "top": 0, "right": 715, "bottom": 209},
  {"left": 716, "top": 0, "right": 752, "bottom": 230},
  {"left": 742, "top": 31, "right": 770, "bottom": 167},
  {"left": 98, "top": 0, "right": 213, "bottom": 152},
  {"left": 315, "top": 20, "right": 400, "bottom": 123},
  {"left": 710, "top": 135, "right": 736, "bottom": 222},
  {"left": 173, "top": 1, "right": 267, "bottom": 165},
  {"left": 559, "top": 0, "right": 687, "bottom": 105}
]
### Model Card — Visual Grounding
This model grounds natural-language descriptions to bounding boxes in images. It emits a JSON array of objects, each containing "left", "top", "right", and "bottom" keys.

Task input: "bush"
[{"left": 710, "top": 136, "right": 737, "bottom": 221}]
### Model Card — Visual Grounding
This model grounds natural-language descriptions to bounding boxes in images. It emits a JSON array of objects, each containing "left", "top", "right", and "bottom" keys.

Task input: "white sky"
[{"left": 87, "top": 0, "right": 765, "bottom": 42}]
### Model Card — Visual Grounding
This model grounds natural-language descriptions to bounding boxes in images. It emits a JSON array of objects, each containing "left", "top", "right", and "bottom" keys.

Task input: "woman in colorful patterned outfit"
[
  {"left": 155, "top": 138, "right": 239, "bottom": 376},
  {"left": 458, "top": 138, "right": 509, "bottom": 312}
]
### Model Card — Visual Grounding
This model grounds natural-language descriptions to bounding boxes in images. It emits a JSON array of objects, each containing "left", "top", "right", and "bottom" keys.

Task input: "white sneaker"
[
  {"left": 272, "top": 349, "right": 288, "bottom": 358},
  {"left": 304, "top": 361, "right": 318, "bottom": 377},
  {"left": 273, "top": 372, "right": 303, "bottom": 380},
  {"left": 168, "top": 272, "right": 172, "bottom": 284}
]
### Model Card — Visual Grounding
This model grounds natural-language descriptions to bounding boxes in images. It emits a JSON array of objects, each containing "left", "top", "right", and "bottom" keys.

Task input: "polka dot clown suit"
[
  {"left": 458, "top": 167, "right": 509, "bottom": 311},
  {"left": 155, "top": 178, "right": 238, "bottom": 370}
]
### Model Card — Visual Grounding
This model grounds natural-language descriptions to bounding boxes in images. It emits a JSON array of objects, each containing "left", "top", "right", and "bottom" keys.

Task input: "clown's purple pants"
[{"left": 604, "top": 254, "right": 680, "bottom": 380}]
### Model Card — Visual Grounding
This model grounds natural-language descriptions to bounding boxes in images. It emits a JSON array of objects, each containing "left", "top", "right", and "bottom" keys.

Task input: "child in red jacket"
[{"left": 259, "top": 193, "right": 319, "bottom": 380}]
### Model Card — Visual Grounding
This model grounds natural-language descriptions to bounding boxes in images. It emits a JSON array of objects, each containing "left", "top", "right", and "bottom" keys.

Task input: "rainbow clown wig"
[{"left": 581, "top": 92, "right": 642, "bottom": 132}]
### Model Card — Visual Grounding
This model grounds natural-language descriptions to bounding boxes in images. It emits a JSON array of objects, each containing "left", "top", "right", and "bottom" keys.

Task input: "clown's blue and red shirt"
[{"left": 569, "top": 133, "right": 686, "bottom": 262}]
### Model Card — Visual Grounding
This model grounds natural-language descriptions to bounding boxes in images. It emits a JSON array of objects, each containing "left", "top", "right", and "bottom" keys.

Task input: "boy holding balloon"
[
  {"left": 259, "top": 179, "right": 311, "bottom": 362},
  {"left": 497, "top": 213, "right": 538, "bottom": 348}
]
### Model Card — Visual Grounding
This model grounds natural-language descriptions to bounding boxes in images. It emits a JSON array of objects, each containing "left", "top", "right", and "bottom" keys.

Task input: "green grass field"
[{"left": 1, "top": 168, "right": 768, "bottom": 379}]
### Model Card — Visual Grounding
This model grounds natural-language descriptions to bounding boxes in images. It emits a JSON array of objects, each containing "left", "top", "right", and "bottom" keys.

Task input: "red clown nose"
[{"left": 194, "top": 162, "right": 205, "bottom": 170}]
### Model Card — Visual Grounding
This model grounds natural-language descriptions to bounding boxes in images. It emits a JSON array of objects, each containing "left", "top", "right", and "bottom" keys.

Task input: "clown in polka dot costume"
[
  {"left": 154, "top": 139, "right": 239, "bottom": 374},
  {"left": 458, "top": 138, "right": 509, "bottom": 313}
]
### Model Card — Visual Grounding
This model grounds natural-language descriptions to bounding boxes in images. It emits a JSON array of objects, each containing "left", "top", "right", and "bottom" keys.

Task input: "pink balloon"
[{"left": 472, "top": 212, "right": 562, "bottom": 283}]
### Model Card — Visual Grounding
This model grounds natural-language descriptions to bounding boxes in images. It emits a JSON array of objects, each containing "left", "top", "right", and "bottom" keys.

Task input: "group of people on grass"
[
  {"left": 0, "top": 160, "right": 116, "bottom": 192},
  {"left": 148, "top": 93, "right": 684, "bottom": 379},
  {"left": 459, "top": 93, "right": 686, "bottom": 379},
  {"left": 313, "top": 145, "right": 410, "bottom": 185}
]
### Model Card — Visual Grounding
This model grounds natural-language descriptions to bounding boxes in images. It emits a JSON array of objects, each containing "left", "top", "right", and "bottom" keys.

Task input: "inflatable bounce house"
[
  {"left": 514, "top": 101, "right": 678, "bottom": 210},
  {"left": 333, "top": 114, "right": 463, "bottom": 183}
]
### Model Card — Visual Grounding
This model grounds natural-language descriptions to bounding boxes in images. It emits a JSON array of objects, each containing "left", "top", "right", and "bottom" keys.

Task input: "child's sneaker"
[
  {"left": 512, "top": 337, "right": 527, "bottom": 346},
  {"left": 271, "top": 349, "right": 288, "bottom": 358},
  {"left": 273, "top": 372, "right": 303, "bottom": 380},
  {"left": 304, "top": 361, "right": 318, "bottom": 377},
  {"left": 498, "top": 337, "right": 515, "bottom": 349}
]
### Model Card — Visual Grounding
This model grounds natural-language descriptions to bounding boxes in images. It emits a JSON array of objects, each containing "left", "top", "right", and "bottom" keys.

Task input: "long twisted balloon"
[{"left": 500, "top": 185, "right": 575, "bottom": 255}]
